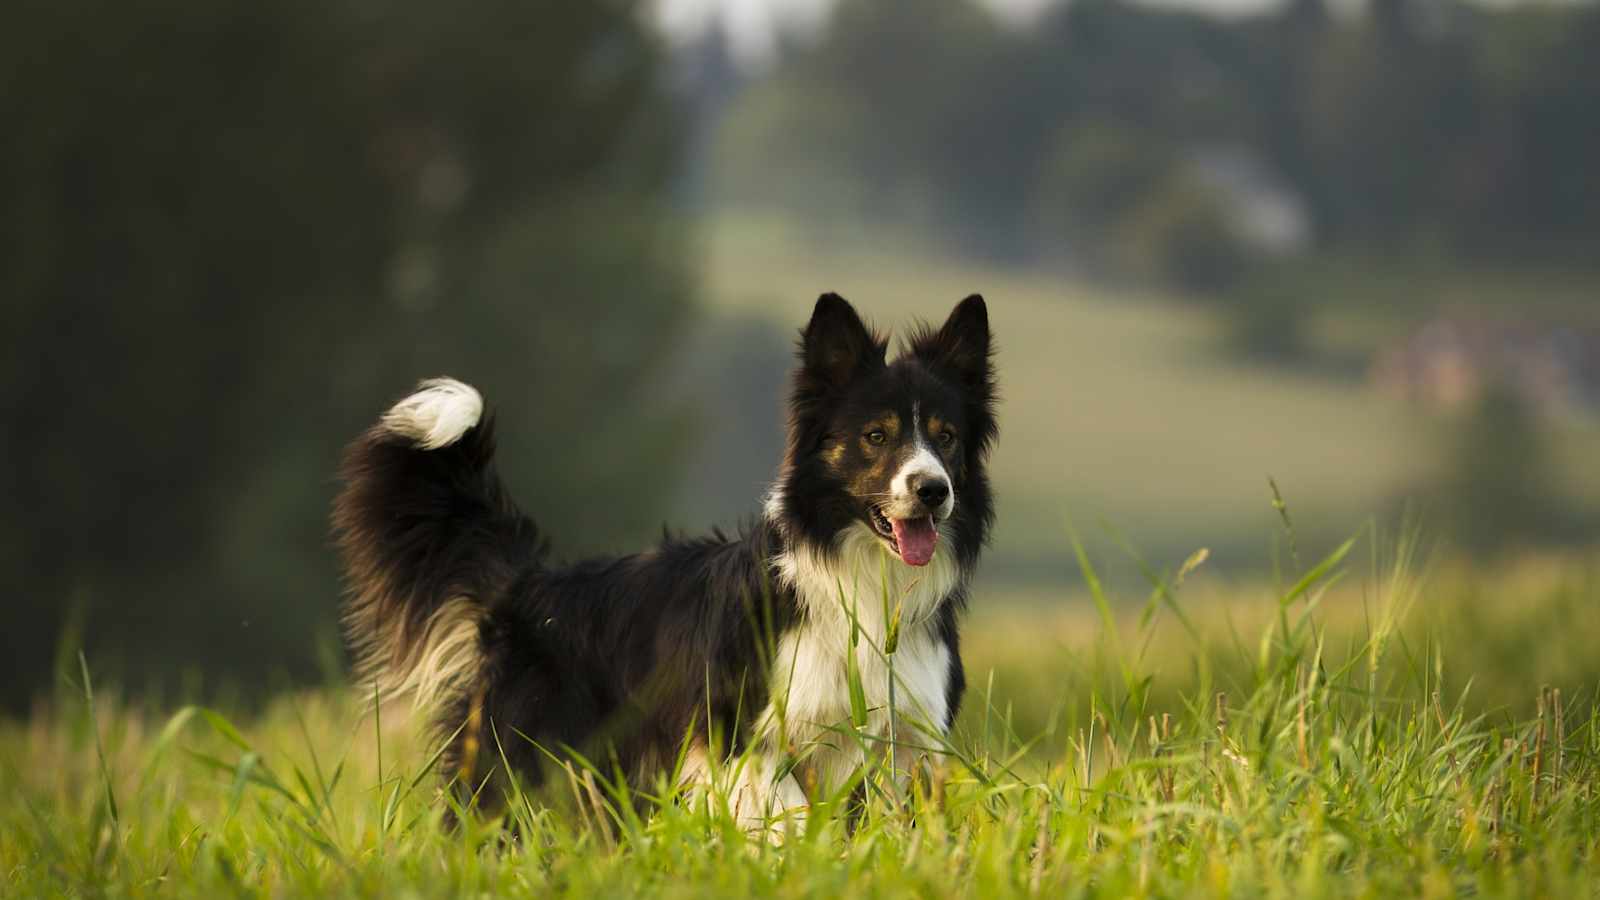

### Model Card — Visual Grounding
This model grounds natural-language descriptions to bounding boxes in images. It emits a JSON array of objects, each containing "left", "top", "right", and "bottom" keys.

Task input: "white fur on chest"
[{"left": 760, "top": 522, "right": 962, "bottom": 791}]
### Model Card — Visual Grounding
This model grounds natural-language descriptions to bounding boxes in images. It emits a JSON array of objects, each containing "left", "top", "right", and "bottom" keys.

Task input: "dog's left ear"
[{"left": 914, "top": 294, "right": 992, "bottom": 394}]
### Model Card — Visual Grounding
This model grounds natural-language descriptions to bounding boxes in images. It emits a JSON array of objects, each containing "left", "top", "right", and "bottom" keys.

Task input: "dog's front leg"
[
  {"left": 730, "top": 755, "right": 809, "bottom": 841},
  {"left": 679, "top": 745, "right": 809, "bottom": 842}
]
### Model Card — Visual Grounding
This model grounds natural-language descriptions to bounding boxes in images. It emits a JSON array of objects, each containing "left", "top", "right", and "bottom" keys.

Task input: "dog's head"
[{"left": 769, "top": 293, "right": 996, "bottom": 570}]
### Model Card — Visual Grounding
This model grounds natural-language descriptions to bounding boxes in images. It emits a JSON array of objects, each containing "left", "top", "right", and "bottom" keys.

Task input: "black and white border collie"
[{"left": 333, "top": 293, "right": 995, "bottom": 830}]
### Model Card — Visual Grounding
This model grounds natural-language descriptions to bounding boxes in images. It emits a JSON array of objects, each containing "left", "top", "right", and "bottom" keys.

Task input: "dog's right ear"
[{"left": 801, "top": 293, "right": 885, "bottom": 389}]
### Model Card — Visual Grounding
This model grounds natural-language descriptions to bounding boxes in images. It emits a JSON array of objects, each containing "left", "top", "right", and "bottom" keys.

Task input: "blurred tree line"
[
  {"left": 710, "top": 0, "right": 1600, "bottom": 292},
  {"left": 695, "top": 0, "right": 1600, "bottom": 555},
  {"left": 1, "top": 0, "right": 694, "bottom": 709}
]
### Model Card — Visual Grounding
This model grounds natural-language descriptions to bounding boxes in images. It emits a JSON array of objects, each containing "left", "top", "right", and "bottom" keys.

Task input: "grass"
[{"left": 8, "top": 522, "right": 1600, "bottom": 898}]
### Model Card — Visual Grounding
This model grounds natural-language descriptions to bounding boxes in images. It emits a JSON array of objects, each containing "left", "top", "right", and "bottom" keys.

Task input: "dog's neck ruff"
[{"left": 772, "top": 519, "right": 962, "bottom": 643}]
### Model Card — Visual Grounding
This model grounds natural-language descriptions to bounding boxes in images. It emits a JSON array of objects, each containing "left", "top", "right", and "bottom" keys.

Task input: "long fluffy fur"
[
  {"left": 333, "top": 378, "right": 544, "bottom": 712},
  {"left": 332, "top": 296, "right": 997, "bottom": 825}
]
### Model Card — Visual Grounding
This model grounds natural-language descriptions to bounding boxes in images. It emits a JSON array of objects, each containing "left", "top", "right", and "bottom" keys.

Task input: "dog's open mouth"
[{"left": 869, "top": 505, "right": 938, "bottom": 567}]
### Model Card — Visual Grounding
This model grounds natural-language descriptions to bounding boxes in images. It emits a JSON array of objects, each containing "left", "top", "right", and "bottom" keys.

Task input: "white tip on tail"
[{"left": 381, "top": 378, "right": 483, "bottom": 450}]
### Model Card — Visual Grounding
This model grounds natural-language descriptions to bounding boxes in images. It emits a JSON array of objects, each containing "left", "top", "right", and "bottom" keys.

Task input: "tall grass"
[{"left": 5, "top": 529, "right": 1600, "bottom": 897}]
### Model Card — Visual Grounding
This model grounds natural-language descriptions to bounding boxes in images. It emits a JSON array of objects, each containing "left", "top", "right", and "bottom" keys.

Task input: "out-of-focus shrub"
[
  {"left": 1112, "top": 173, "right": 1254, "bottom": 295},
  {"left": 0, "top": 0, "right": 693, "bottom": 708}
]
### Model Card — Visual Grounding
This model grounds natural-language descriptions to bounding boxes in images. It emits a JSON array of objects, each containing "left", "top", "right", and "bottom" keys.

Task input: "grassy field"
[
  {"left": 691, "top": 214, "right": 1600, "bottom": 578},
  {"left": 8, "top": 529, "right": 1600, "bottom": 898}
]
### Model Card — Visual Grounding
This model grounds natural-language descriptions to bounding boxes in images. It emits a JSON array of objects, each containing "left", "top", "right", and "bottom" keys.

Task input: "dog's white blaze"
[
  {"left": 889, "top": 444, "right": 954, "bottom": 518},
  {"left": 888, "top": 408, "right": 956, "bottom": 520},
  {"left": 381, "top": 377, "right": 482, "bottom": 450}
]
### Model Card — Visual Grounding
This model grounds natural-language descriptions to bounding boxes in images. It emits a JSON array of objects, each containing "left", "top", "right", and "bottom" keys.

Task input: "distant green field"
[
  {"left": 8, "top": 541, "right": 1600, "bottom": 897},
  {"left": 695, "top": 214, "right": 1600, "bottom": 584}
]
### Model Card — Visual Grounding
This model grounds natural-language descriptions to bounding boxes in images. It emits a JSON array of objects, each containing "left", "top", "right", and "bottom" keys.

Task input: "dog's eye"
[
  {"left": 865, "top": 430, "right": 887, "bottom": 445},
  {"left": 937, "top": 429, "right": 956, "bottom": 447}
]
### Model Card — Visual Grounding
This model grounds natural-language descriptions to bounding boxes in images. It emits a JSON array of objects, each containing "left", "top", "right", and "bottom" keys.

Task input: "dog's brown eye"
[
  {"left": 937, "top": 429, "right": 956, "bottom": 446},
  {"left": 866, "top": 430, "right": 887, "bottom": 445}
]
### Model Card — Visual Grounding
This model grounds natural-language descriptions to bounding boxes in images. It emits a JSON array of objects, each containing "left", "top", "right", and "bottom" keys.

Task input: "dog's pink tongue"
[{"left": 891, "top": 516, "right": 938, "bottom": 567}]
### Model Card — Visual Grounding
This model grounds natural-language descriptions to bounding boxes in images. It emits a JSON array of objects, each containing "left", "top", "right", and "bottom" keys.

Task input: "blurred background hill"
[{"left": 3, "top": 0, "right": 1597, "bottom": 710}]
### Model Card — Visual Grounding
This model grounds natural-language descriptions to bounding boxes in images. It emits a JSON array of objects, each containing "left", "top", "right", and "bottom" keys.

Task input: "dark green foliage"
[
  {"left": 1108, "top": 173, "right": 1251, "bottom": 295},
  {"left": 0, "top": 0, "right": 692, "bottom": 708}
]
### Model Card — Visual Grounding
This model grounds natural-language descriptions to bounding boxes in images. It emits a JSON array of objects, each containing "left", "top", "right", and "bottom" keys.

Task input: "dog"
[{"left": 333, "top": 293, "right": 995, "bottom": 830}]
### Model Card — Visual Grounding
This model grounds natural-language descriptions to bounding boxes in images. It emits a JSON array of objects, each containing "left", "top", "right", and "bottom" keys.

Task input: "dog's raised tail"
[{"left": 333, "top": 378, "right": 542, "bottom": 710}]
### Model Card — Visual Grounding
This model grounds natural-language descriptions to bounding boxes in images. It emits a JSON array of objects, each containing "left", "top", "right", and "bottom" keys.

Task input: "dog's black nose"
[{"left": 912, "top": 476, "right": 950, "bottom": 509}]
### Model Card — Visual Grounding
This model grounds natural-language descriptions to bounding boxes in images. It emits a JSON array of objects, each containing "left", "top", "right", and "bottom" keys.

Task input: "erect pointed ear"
[
  {"left": 914, "top": 294, "right": 992, "bottom": 392},
  {"left": 801, "top": 293, "right": 885, "bottom": 389}
]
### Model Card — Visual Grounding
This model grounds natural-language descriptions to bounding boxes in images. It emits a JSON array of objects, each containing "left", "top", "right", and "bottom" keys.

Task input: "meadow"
[
  {"left": 8, "top": 223, "right": 1600, "bottom": 897},
  {"left": 7, "top": 523, "right": 1600, "bottom": 898}
]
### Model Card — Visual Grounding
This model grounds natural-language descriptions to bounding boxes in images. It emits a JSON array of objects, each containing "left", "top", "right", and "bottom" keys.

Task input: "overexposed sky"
[
  {"left": 652, "top": 0, "right": 1279, "bottom": 64},
  {"left": 654, "top": 0, "right": 831, "bottom": 64}
]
